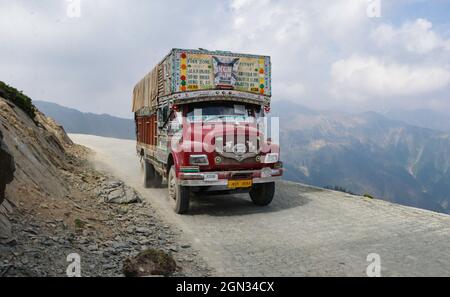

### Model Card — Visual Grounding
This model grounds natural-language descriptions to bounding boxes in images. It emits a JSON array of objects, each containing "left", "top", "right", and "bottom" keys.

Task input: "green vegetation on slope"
[{"left": 0, "top": 81, "right": 36, "bottom": 119}]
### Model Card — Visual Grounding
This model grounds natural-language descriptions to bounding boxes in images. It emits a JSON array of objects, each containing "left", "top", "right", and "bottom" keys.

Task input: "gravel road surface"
[{"left": 70, "top": 134, "right": 450, "bottom": 277}]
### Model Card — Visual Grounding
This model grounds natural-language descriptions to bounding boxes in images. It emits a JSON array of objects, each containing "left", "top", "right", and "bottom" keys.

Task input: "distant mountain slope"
[
  {"left": 385, "top": 109, "right": 450, "bottom": 133},
  {"left": 275, "top": 105, "right": 450, "bottom": 214},
  {"left": 34, "top": 101, "right": 135, "bottom": 140}
]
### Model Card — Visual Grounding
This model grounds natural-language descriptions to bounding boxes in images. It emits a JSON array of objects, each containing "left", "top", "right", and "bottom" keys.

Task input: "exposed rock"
[
  {"left": 100, "top": 181, "right": 142, "bottom": 204},
  {"left": 104, "top": 180, "right": 123, "bottom": 189},
  {"left": 0, "top": 204, "right": 13, "bottom": 244},
  {"left": 34, "top": 110, "right": 73, "bottom": 148},
  {"left": 0, "top": 129, "right": 15, "bottom": 205},
  {"left": 135, "top": 227, "right": 151, "bottom": 235},
  {"left": 0, "top": 97, "right": 72, "bottom": 207},
  {"left": 123, "top": 249, "right": 177, "bottom": 277}
]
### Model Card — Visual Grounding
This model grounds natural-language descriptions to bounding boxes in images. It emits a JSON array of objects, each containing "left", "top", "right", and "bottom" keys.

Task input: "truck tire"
[
  {"left": 141, "top": 158, "right": 152, "bottom": 188},
  {"left": 140, "top": 159, "right": 153, "bottom": 187},
  {"left": 168, "top": 166, "right": 190, "bottom": 214},
  {"left": 249, "top": 182, "right": 275, "bottom": 206},
  {"left": 141, "top": 158, "right": 163, "bottom": 188},
  {"left": 153, "top": 172, "right": 163, "bottom": 188},
  {"left": 149, "top": 165, "right": 163, "bottom": 188}
]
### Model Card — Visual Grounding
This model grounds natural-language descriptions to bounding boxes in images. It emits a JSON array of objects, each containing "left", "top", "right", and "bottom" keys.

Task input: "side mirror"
[{"left": 157, "top": 105, "right": 170, "bottom": 128}]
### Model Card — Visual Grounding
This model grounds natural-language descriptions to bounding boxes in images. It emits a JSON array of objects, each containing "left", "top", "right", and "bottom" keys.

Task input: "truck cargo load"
[{"left": 132, "top": 48, "right": 272, "bottom": 112}]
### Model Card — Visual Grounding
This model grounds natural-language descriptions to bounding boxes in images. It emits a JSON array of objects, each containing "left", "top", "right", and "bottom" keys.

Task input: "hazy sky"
[{"left": 1, "top": 0, "right": 450, "bottom": 118}]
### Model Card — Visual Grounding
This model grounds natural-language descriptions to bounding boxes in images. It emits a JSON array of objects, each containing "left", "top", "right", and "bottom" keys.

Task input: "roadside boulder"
[
  {"left": 123, "top": 248, "right": 177, "bottom": 277},
  {"left": 0, "top": 129, "right": 15, "bottom": 205},
  {"left": 98, "top": 179, "right": 142, "bottom": 204}
]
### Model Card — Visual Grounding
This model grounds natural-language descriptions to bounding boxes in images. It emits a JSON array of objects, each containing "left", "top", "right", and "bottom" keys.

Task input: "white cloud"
[
  {"left": 1, "top": 1, "right": 450, "bottom": 116},
  {"left": 0, "top": 0, "right": 227, "bottom": 117},
  {"left": 210, "top": 0, "right": 371, "bottom": 107},
  {"left": 274, "top": 82, "right": 306, "bottom": 103},
  {"left": 372, "top": 18, "right": 450, "bottom": 55},
  {"left": 331, "top": 55, "right": 450, "bottom": 101}
]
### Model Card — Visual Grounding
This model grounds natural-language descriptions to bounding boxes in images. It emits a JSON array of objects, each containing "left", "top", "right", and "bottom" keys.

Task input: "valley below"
[{"left": 273, "top": 103, "right": 450, "bottom": 214}]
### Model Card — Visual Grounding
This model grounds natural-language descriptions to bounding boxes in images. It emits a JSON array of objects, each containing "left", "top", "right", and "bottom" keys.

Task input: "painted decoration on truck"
[
  {"left": 183, "top": 53, "right": 214, "bottom": 91},
  {"left": 212, "top": 56, "right": 239, "bottom": 89},
  {"left": 236, "top": 57, "right": 268, "bottom": 95},
  {"left": 173, "top": 51, "right": 271, "bottom": 96}
]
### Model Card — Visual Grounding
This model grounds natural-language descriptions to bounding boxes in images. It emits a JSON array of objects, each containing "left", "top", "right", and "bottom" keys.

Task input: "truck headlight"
[
  {"left": 263, "top": 153, "right": 279, "bottom": 164},
  {"left": 215, "top": 156, "right": 222, "bottom": 164},
  {"left": 189, "top": 155, "right": 209, "bottom": 166}
]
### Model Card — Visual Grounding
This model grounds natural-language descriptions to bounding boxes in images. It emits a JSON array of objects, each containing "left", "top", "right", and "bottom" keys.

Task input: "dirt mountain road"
[{"left": 70, "top": 134, "right": 450, "bottom": 277}]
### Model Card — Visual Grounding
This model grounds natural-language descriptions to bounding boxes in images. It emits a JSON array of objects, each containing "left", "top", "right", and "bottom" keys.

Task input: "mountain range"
[
  {"left": 34, "top": 101, "right": 135, "bottom": 140},
  {"left": 385, "top": 109, "right": 450, "bottom": 133},
  {"left": 272, "top": 102, "right": 450, "bottom": 214},
  {"left": 36, "top": 100, "right": 450, "bottom": 214}
]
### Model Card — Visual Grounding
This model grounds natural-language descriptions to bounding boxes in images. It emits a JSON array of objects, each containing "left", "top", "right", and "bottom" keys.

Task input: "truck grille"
[{"left": 215, "top": 136, "right": 259, "bottom": 162}]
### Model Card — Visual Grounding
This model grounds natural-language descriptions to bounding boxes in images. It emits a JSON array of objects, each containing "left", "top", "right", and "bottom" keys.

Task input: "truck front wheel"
[
  {"left": 168, "top": 166, "right": 190, "bottom": 214},
  {"left": 249, "top": 182, "right": 275, "bottom": 206}
]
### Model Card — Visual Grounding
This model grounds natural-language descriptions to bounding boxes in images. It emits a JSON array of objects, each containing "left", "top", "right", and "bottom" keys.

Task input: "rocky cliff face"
[
  {"left": 0, "top": 128, "right": 15, "bottom": 244},
  {"left": 0, "top": 96, "right": 73, "bottom": 244},
  {"left": 0, "top": 129, "right": 15, "bottom": 205},
  {"left": 0, "top": 97, "right": 73, "bottom": 206}
]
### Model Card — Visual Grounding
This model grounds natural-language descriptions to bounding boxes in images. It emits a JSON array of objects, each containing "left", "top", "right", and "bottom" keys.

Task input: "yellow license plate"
[{"left": 228, "top": 180, "right": 253, "bottom": 189}]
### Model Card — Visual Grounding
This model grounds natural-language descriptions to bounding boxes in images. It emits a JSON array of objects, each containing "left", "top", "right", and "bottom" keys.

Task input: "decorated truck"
[{"left": 132, "top": 48, "right": 283, "bottom": 214}]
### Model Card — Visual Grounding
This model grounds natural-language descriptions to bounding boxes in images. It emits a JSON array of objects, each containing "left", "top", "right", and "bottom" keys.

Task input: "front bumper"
[{"left": 178, "top": 168, "right": 283, "bottom": 187}]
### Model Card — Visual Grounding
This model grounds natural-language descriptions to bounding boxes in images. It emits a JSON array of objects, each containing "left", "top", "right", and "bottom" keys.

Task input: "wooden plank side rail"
[{"left": 136, "top": 115, "right": 158, "bottom": 147}]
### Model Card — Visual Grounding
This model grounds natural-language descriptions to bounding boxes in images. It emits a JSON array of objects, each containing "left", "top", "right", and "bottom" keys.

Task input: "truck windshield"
[{"left": 185, "top": 102, "right": 262, "bottom": 123}]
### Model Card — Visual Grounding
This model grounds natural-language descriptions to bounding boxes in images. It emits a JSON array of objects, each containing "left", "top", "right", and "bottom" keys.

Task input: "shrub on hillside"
[{"left": 0, "top": 81, "right": 36, "bottom": 119}]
